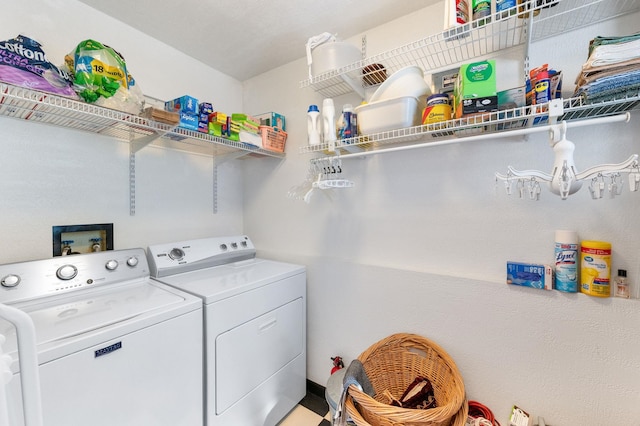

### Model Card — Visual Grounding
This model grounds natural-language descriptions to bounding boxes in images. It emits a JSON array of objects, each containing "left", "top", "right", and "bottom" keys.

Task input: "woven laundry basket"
[
  {"left": 346, "top": 396, "right": 469, "bottom": 426},
  {"left": 346, "top": 333, "right": 466, "bottom": 426}
]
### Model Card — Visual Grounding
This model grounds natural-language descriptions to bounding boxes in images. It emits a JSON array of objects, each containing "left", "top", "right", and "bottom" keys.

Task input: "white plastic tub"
[
  {"left": 310, "top": 41, "right": 361, "bottom": 76},
  {"left": 355, "top": 96, "right": 421, "bottom": 135},
  {"left": 369, "top": 66, "right": 431, "bottom": 103}
]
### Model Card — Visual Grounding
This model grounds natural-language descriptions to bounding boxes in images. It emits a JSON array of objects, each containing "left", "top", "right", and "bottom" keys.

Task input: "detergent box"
[
  {"left": 506, "top": 261, "right": 554, "bottom": 290},
  {"left": 165, "top": 95, "right": 199, "bottom": 114},
  {"left": 454, "top": 60, "right": 498, "bottom": 118}
]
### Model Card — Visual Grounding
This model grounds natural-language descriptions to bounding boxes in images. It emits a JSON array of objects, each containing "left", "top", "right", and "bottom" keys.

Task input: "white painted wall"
[
  {"left": 0, "top": 0, "right": 247, "bottom": 262},
  {"left": 243, "top": 4, "right": 640, "bottom": 425},
  {"left": 3, "top": 1, "right": 640, "bottom": 424}
]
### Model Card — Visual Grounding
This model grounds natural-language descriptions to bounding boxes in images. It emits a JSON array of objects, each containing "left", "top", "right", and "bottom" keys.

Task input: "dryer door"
[{"left": 215, "top": 297, "right": 304, "bottom": 414}]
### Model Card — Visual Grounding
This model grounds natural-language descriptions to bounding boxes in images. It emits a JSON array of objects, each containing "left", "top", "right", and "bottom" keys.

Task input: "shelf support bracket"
[
  {"left": 130, "top": 129, "right": 176, "bottom": 154},
  {"left": 211, "top": 150, "right": 250, "bottom": 214},
  {"left": 339, "top": 74, "right": 365, "bottom": 98},
  {"left": 129, "top": 128, "right": 178, "bottom": 216},
  {"left": 129, "top": 141, "right": 137, "bottom": 216}
]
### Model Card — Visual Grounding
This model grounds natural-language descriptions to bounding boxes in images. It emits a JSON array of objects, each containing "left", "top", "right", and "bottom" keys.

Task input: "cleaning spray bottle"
[{"left": 555, "top": 230, "right": 578, "bottom": 292}]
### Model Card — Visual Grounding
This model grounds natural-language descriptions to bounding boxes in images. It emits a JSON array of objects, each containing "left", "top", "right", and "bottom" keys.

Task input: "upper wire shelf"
[
  {"left": 299, "top": 0, "right": 640, "bottom": 98},
  {"left": 0, "top": 82, "right": 285, "bottom": 159},
  {"left": 299, "top": 91, "right": 640, "bottom": 155}
]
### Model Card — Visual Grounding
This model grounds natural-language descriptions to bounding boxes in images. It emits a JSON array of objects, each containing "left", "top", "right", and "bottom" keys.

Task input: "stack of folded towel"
[{"left": 574, "top": 32, "right": 640, "bottom": 103}]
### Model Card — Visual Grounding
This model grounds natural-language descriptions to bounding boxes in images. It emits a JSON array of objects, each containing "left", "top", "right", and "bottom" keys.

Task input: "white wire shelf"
[
  {"left": 299, "top": 0, "right": 640, "bottom": 98},
  {"left": 0, "top": 82, "right": 285, "bottom": 159},
  {"left": 530, "top": 0, "right": 640, "bottom": 42},
  {"left": 299, "top": 91, "right": 640, "bottom": 155}
]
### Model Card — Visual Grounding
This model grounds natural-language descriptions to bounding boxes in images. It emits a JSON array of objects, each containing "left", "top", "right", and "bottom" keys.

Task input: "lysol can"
[
  {"left": 554, "top": 230, "right": 578, "bottom": 292},
  {"left": 580, "top": 240, "right": 612, "bottom": 297}
]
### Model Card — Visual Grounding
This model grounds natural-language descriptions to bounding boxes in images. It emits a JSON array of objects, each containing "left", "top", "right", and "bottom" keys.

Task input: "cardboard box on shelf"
[
  {"left": 178, "top": 111, "right": 199, "bottom": 131},
  {"left": 456, "top": 96, "right": 498, "bottom": 117},
  {"left": 254, "top": 112, "right": 285, "bottom": 130},
  {"left": 165, "top": 95, "right": 199, "bottom": 114},
  {"left": 498, "top": 86, "right": 526, "bottom": 109},
  {"left": 199, "top": 102, "right": 214, "bottom": 114},
  {"left": 140, "top": 107, "right": 180, "bottom": 125},
  {"left": 454, "top": 60, "right": 497, "bottom": 118},
  {"left": 507, "top": 261, "right": 554, "bottom": 290}
]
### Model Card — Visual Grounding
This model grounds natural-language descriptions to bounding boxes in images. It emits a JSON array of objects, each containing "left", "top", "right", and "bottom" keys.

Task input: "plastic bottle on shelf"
[
  {"left": 337, "top": 104, "right": 357, "bottom": 141},
  {"left": 518, "top": 0, "right": 540, "bottom": 17},
  {"left": 472, "top": 0, "right": 492, "bottom": 23},
  {"left": 554, "top": 230, "right": 578, "bottom": 293},
  {"left": 444, "top": 0, "right": 470, "bottom": 40},
  {"left": 322, "top": 98, "right": 336, "bottom": 145},
  {"left": 496, "top": 0, "right": 516, "bottom": 17},
  {"left": 307, "top": 104, "right": 321, "bottom": 146}
]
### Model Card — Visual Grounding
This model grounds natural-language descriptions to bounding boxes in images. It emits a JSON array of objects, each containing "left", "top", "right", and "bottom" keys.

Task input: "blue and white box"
[
  {"left": 165, "top": 95, "right": 199, "bottom": 114},
  {"left": 507, "top": 261, "right": 554, "bottom": 290},
  {"left": 178, "top": 111, "right": 199, "bottom": 131}
]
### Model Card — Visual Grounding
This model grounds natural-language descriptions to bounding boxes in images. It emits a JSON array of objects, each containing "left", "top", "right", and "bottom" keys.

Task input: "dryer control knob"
[
  {"left": 219, "top": 244, "right": 228, "bottom": 251},
  {"left": 126, "top": 257, "right": 139, "bottom": 267},
  {"left": 168, "top": 248, "right": 185, "bottom": 260},
  {"left": 105, "top": 260, "right": 119, "bottom": 270},
  {"left": 1, "top": 274, "right": 20, "bottom": 288},
  {"left": 56, "top": 265, "right": 78, "bottom": 280}
]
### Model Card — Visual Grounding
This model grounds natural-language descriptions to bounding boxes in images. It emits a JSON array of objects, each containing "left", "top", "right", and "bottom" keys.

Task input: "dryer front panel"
[
  {"left": 215, "top": 297, "right": 303, "bottom": 414},
  {"left": 204, "top": 270, "right": 306, "bottom": 425}
]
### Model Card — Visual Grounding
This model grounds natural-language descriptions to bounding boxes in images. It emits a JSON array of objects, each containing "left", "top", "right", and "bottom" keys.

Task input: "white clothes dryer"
[
  {"left": 147, "top": 235, "right": 306, "bottom": 426},
  {"left": 0, "top": 248, "right": 203, "bottom": 426}
]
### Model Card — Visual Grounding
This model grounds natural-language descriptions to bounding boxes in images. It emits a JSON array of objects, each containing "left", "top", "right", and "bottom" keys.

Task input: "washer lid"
[
  {"left": 156, "top": 258, "right": 305, "bottom": 304},
  {"left": 0, "top": 280, "right": 190, "bottom": 356}
]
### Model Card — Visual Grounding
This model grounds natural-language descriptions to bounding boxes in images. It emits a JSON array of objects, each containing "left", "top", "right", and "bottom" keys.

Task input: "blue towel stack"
[{"left": 574, "top": 33, "right": 640, "bottom": 103}]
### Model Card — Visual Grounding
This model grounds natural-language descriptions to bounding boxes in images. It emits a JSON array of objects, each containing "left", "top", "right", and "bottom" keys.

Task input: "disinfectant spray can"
[{"left": 555, "top": 230, "right": 578, "bottom": 292}]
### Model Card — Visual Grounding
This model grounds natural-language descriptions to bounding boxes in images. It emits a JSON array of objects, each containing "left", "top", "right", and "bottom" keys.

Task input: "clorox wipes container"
[{"left": 580, "top": 240, "right": 611, "bottom": 297}]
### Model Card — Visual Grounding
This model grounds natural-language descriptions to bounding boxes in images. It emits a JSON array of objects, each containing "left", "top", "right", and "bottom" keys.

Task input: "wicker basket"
[
  {"left": 346, "top": 396, "right": 469, "bottom": 426},
  {"left": 346, "top": 333, "right": 466, "bottom": 426}
]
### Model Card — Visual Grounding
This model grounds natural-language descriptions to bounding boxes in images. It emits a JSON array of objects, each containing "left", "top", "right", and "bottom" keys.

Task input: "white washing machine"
[
  {"left": 0, "top": 248, "right": 204, "bottom": 426},
  {"left": 147, "top": 235, "right": 306, "bottom": 426}
]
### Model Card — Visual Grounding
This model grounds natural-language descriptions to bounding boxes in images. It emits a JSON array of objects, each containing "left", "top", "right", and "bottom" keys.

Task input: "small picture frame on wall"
[{"left": 52, "top": 223, "right": 114, "bottom": 256}]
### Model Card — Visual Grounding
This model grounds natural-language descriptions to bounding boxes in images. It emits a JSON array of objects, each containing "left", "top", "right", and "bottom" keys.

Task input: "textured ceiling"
[{"left": 76, "top": 0, "right": 438, "bottom": 81}]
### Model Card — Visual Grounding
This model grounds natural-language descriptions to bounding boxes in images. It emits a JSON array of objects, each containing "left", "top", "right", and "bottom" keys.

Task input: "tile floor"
[{"left": 277, "top": 384, "right": 332, "bottom": 426}]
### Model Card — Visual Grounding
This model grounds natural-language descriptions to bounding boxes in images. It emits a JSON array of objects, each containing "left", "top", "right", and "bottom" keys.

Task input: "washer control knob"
[
  {"left": 105, "top": 260, "right": 119, "bottom": 270},
  {"left": 241, "top": 240, "right": 248, "bottom": 248},
  {"left": 1, "top": 274, "right": 20, "bottom": 288},
  {"left": 219, "top": 244, "right": 228, "bottom": 251},
  {"left": 231, "top": 242, "right": 238, "bottom": 249},
  {"left": 168, "top": 248, "right": 185, "bottom": 260},
  {"left": 56, "top": 265, "right": 78, "bottom": 280},
  {"left": 126, "top": 257, "right": 139, "bottom": 267}
]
